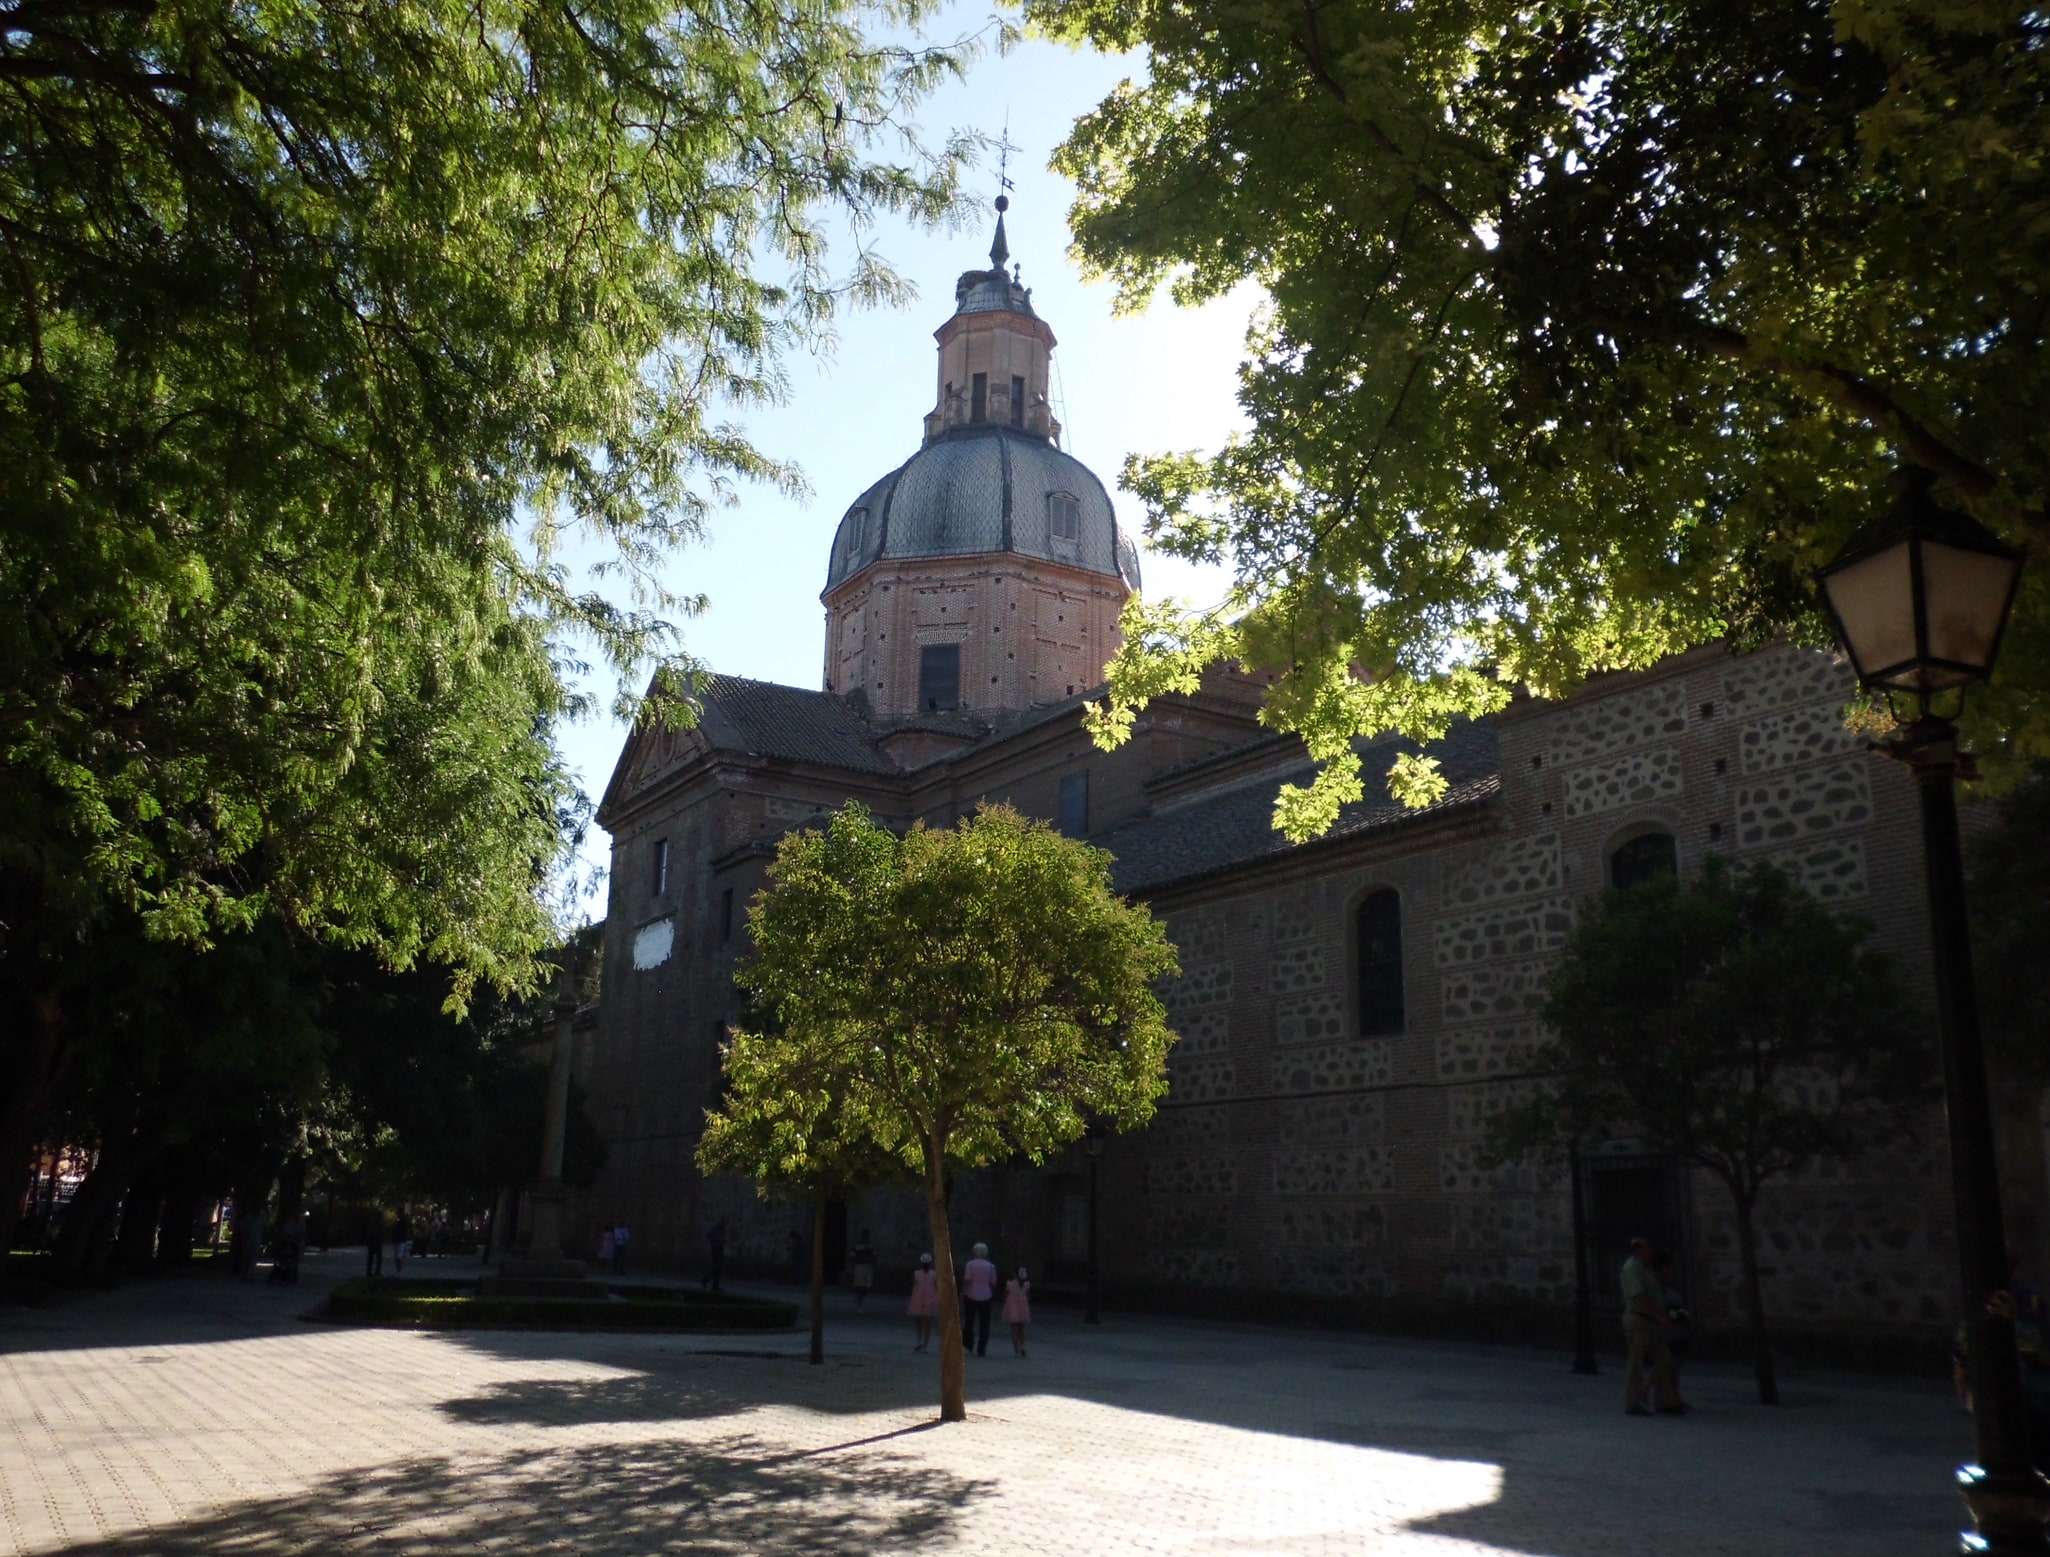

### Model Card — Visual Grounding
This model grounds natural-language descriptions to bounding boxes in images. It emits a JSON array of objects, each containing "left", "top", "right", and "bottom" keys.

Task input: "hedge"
[{"left": 322, "top": 1278, "right": 797, "bottom": 1332}]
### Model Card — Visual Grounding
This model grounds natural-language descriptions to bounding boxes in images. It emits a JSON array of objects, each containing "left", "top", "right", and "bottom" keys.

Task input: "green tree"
[
  {"left": 699, "top": 1021, "right": 908, "bottom": 1363},
  {"left": 721, "top": 802, "right": 1178, "bottom": 1421},
  {"left": 1028, "top": 0, "right": 2050, "bottom": 835},
  {"left": 0, "top": 0, "right": 980, "bottom": 1242},
  {"left": 1487, "top": 860, "right": 1931, "bottom": 1404}
]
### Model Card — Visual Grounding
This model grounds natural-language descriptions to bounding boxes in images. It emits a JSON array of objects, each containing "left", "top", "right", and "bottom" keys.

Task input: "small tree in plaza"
[
  {"left": 699, "top": 1025, "right": 907, "bottom": 1364},
  {"left": 1487, "top": 860, "right": 1931, "bottom": 1405},
  {"left": 717, "top": 802, "right": 1178, "bottom": 1421}
]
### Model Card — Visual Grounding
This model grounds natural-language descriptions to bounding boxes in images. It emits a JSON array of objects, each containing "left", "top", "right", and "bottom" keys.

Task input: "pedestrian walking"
[
  {"left": 1004, "top": 1265, "right": 1032, "bottom": 1357},
  {"left": 850, "top": 1228, "right": 876, "bottom": 1311},
  {"left": 393, "top": 1210, "right": 412, "bottom": 1275},
  {"left": 365, "top": 1207, "right": 385, "bottom": 1277},
  {"left": 1621, "top": 1236, "right": 1683, "bottom": 1416},
  {"left": 613, "top": 1223, "right": 630, "bottom": 1275},
  {"left": 702, "top": 1218, "right": 726, "bottom": 1291},
  {"left": 907, "top": 1252, "right": 940, "bottom": 1351},
  {"left": 961, "top": 1241, "right": 999, "bottom": 1358}
]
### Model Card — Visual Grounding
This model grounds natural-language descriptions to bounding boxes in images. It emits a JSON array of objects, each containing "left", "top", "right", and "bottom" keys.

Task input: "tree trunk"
[
  {"left": 0, "top": 989, "right": 68, "bottom": 1259},
  {"left": 1731, "top": 1193, "right": 1779, "bottom": 1405},
  {"left": 114, "top": 1160, "right": 162, "bottom": 1274},
  {"left": 809, "top": 1196, "right": 827, "bottom": 1365},
  {"left": 924, "top": 1139, "right": 966, "bottom": 1422}
]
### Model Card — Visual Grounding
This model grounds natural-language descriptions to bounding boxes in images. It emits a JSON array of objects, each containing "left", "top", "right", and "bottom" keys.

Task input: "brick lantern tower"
[{"left": 820, "top": 199, "right": 1141, "bottom": 720}]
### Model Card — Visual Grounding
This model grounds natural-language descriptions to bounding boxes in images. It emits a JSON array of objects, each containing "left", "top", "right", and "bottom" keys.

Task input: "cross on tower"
[{"left": 994, "top": 117, "right": 1019, "bottom": 198}]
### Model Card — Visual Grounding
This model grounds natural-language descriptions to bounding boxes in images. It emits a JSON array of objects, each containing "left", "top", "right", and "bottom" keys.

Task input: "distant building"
[{"left": 576, "top": 205, "right": 2035, "bottom": 1356}]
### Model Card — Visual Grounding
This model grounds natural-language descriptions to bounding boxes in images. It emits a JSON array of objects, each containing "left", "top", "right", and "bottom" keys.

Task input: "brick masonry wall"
[
  {"left": 1105, "top": 644, "right": 1985, "bottom": 1346},
  {"left": 578, "top": 643, "right": 2024, "bottom": 1350}
]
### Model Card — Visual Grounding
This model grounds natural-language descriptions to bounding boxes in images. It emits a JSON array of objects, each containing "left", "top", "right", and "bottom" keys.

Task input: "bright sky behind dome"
[{"left": 551, "top": 5, "right": 1256, "bottom": 915}]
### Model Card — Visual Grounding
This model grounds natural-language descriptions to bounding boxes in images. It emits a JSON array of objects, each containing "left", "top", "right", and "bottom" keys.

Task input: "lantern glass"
[
  {"left": 1921, "top": 538, "right": 2023, "bottom": 683},
  {"left": 1820, "top": 542, "right": 1918, "bottom": 688}
]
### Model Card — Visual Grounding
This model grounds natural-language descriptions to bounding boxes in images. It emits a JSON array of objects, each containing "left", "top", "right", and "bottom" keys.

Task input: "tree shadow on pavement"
[{"left": 45, "top": 1431, "right": 982, "bottom": 1556}]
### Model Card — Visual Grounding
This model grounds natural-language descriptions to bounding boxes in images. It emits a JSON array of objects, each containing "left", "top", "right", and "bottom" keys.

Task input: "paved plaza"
[{"left": 0, "top": 1252, "right": 1967, "bottom": 1555}]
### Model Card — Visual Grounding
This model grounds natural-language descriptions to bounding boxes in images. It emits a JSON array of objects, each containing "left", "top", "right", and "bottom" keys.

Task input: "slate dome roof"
[{"left": 822, "top": 423, "right": 1142, "bottom": 594}]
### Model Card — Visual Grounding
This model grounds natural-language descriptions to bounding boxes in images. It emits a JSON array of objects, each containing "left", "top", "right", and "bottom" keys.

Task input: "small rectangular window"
[
  {"left": 1059, "top": 771, "right": 1089, "bottom": 837},
  {"left": 1358, "top": 890, "right": 1404, "bottom": 1036},
  {"left": 919, "top": 643, "right": 961, "bottom": 711},
  {"left": 721, "top": 887, "right": 734, "bottom": 942},
  {"left": 651, "top": 837, "right": 669, "bottom": 897},
  {"left": 971, "top": 372, "right": 988, "bottom": 423},
  {"left": 1049, "top": 491, "right": 1080, "bottom": 543},
  {"left": 1010, "top": 374, "right": 1026, "bottom": 427}
]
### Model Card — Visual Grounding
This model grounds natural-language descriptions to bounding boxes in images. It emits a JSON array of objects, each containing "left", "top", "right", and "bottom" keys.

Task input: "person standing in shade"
[
  {"left": 1003, "top": 1266, "right": 1033, "bottom": 1357},
  {"left": 613, "top": 1222, "right": 630, "bottom": 1275},
  {"left": 907, "top": 1253, "right": 939, "bottom": 1351},
  {"left": 702, "top": 1219, "right": 726, "bottom": 1291},
  {"left": 392, "top": 1209, "right": 412, "bottom": 1275},
  {"left": 850, "top": 1228, "right": 876, "bottom": 1311},
  {"left": 365, "top": 1208, "right": 385, "bottom": 1278},
  {"left": 1621, "top": 1236, "right": 1683, "bottom": 1416},
  {"left": 1651, "top": 1248, "right": 1692, "bottom": 1412},
  {"left": 961, "top": 1242, "right": 999, "bottom": 1358}
]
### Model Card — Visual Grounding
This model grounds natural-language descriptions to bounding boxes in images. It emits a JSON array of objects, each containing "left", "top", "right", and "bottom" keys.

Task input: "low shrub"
[{"left": 321, "top": 1277, "right": 796, "bottom": 1332}]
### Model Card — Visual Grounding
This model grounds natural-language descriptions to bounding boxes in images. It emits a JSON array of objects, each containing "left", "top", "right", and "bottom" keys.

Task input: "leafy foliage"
[
  {"left": 1033, "top": 0, "right": 2050, "bottom": 835},
  {"left": 709, "top": 802, "right": 1177, "bottom": 1416},
  {"left": 0, "top": 0, "right": 979, "bottom": 1235},
  {"left": 1488, "top": 859, "right": 1931, "bottom": 1399},
  {"left": 1969, "top": 764, "right": 2050, "bottom": 1089},
  {"left": 1, "top": 0, "right": 977, "bottom": 979}
]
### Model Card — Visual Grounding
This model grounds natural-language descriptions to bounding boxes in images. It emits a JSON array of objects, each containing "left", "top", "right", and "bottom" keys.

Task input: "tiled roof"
[
  {"left": 694, "top": 676, "right": 893, "bottom": 774},
  {"left": 1098, "top": 719, "right": 1502, "bottom": 895}
]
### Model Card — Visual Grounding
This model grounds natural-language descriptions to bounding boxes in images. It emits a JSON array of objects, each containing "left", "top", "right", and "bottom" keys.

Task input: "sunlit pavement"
[{"left": 0, "top": 1250, "right": 1965, "bottom": 1555}]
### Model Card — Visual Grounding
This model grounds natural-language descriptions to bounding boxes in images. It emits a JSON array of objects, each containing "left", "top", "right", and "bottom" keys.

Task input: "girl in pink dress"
[
  {"left": 1003, "top": 1266, "right": 1032, "bottom": 1357},
  {"left": 906, "top": 1253, "right": 940, "bottom": 1351}
]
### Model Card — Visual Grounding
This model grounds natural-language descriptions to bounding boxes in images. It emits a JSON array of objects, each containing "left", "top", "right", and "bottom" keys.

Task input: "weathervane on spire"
[{"left": 989, "top": 116, "right": 1019, "bottom": 272}]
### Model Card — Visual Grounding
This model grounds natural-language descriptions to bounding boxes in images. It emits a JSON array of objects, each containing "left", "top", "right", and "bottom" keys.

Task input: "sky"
[{"left": 550, "top": 6, "right": 1256, "bottom": 914}]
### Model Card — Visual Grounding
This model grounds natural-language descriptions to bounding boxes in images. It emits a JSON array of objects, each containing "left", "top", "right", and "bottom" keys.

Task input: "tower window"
[
  {"left": 1358, "top": 889, "right": 1404, "bottom": 1036},
  {"left": 1011, "top": 375, "right": 1025, "bottom": 427},
  {"left": 1059, "top": 771, "right": 1089, "bottom": 837},
  {"left": 846, "top": 506, "right": 867, "bottom": 554},
  {"left": 919, "top": 643, "right": 960, "bottom": 711},
  {"left": 971, "top": 372, "right": 988, "bottom": 423},
  {"left": 651, "top": 837, "right": 669, "bottom": 897},
  {"left": 1048, "top": 491, "right": 1080, "bottom": 544},
  {"left": 1610, "top": 831, "right": 1677, "bottom": 893}
]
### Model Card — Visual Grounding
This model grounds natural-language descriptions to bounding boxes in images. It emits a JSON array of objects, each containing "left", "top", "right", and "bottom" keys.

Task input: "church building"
[{"left": 577, "top": 204, "right": 2020, "bottom": 1357}]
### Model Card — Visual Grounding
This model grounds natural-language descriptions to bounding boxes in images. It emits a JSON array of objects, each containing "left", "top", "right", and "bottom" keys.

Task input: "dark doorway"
[
  {"left": 823, "top": 1199, "right": 849, "bottom": 1284},
  {"left": 1583, "top": 1152, "right": 1689, "bottom": 1320}
]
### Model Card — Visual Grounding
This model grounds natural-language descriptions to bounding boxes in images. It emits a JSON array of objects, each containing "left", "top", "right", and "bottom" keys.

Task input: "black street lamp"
[
  {"left": 1568, "top": 1140, "right": 1598, "bottom": 1376},
  {"left": 1816, "top": 468, "right": 2043, "bottom": 1555},
  {"left": 1083, "top": 1127, "right": 1104, "bottom": 1325}
]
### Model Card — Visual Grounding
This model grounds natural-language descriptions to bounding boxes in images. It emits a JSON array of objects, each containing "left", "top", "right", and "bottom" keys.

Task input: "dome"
[{"left": 823, "top": 423, "right": 1142, "bottom": 595}]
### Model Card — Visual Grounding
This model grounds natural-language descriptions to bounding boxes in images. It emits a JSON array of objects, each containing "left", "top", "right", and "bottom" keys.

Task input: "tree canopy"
[
  {"left": 1, "top": 0, "right": 979, "bottom": 1217},
  {"left": 1487, "top": 859, "right": 1930, "bottom": 1401},
  {"left": 718, "top": 802, "right": 1177, "bottom": 1418},
  {"left": 2, "top": 0, "right": 975, "bottom": 976},
  {"left": 1031, "top": 0, "right": 2050, "bottom": 836}
]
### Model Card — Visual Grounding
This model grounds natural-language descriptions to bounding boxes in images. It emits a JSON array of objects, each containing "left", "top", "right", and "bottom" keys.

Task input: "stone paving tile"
[{"left": 0, "top": 1253, "right": 1969, "bottom": 1555}]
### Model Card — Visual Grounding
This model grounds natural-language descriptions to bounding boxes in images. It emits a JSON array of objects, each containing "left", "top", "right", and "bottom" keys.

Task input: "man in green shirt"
[{"left": 1622, "top": 1237, "right": 1684, "bottom": 1416}]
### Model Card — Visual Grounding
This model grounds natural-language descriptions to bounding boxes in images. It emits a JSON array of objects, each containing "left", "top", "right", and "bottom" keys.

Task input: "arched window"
[
  {"left": 1357, "top": 889, "right": 1405, "bottom": 1037},
  {"left": 1610, "top": 830, "right": 1677, "bottom": 893}
]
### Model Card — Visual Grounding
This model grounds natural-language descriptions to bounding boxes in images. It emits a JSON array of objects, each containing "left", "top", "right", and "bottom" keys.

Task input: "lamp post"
[
  {"left": 1084, "top": 1127, "right": 1103, "bottom": 1325},
  {"left": 1568, "top": 1141, "right": 1598, "bottom": 1376},
  {"left": 1816, "top": 468, "right": 2044, "bottom": 1555}
]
